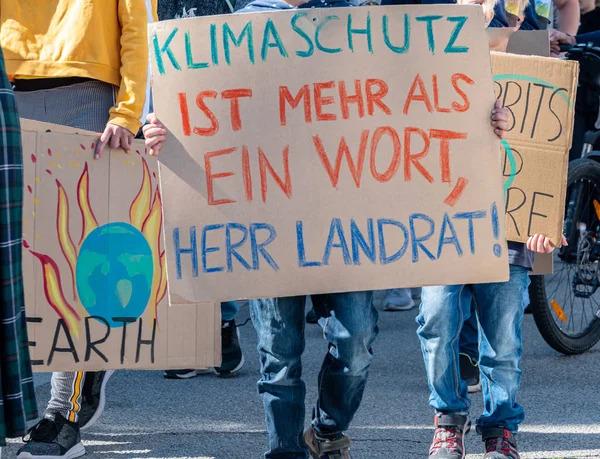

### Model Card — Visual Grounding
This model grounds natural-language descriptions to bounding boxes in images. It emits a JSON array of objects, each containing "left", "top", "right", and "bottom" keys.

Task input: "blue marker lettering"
[
  {"left": 226, "top": 223, "right": 251, "bottom": 272},
  {"left": 201, "top": 224, "right": 224, "bottom": 273},
  {"left": 323, "top": 218, "right": 351, "bottom": 265},
  {"left": 444, "top": 17, "right": 469, "bottom": 53},
  {"left": 223, "top": 21, "right": 255, "bottom": 65},
  {"left": 185, "top": 31, "right": 209, "bottom": 69},
  {"left": 347, "top": 12, "right": 373, "bottom": 53},
  {"left": 437, "top": 213, "right": 463, "bottom": 258},
  {"left": 296, "top": 221, "right": 322, "bottom": 267},
  {"left": 382, "top": 14, "right": 410, "bottom": 54},
  {"left": 316, "top": 16, "right": 342, "bottom": 54},
  {"left": 415, "top": 15, "right": 443, "bottom": 54},
  {"left": 291, "top": 13, "right": 314, "bottom": 58},
  {"left": 153, "top": 29, "right": 181, "bottom": 75},
  {"left": 173, "top": 226, "right": 198, "bottom": 279},
  {"left": 378, "top": 219, "right": 409, "bottom": 264},
  {"left": 350, "top": 218, "right": 376, "bottom": 265},
  {"left": 453, "top": 210, "right": 486, "bottom": 254},
  {"left": 261, "top": 19, "right": 289, "bottom": 61},
  {"left": 210, "top": 24, "right": 219, "bottom": 65},
  {"left": 250, "top": 223, "right": 279, "bottom": 271},
  {"left": 409, "top": 213, "right": 436, "bottom": 262}
]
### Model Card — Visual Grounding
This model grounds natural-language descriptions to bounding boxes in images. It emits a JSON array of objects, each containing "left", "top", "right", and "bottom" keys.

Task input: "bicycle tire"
[{"left": 529, "top": 158, "right": 600, "bottom": 355}]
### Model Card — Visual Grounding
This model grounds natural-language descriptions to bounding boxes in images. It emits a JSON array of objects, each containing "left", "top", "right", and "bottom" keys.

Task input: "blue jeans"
[
  {"left": 417, "top": 265, "right": 529, "bottom": 432},
  {"left": 250, "top": 292, "right": 378, "bottom": 459},
  {"left": 221, "top": 301, "right": 239, "bottom": 322},
  {"left": 459, "top": 302, "right": 479, "bottom": 361}
]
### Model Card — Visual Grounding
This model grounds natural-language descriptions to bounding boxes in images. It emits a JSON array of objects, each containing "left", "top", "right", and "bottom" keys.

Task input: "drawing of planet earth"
[{"left": 76, "top": 222, "right": 154, "bottom": 327}]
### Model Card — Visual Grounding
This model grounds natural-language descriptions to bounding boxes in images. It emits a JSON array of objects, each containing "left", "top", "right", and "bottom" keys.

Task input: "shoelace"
[
  {"left": 431, "top": 427, "right": 461, "bottom": 453},
  {"left": 485, "top": 438, "right": 518, "bottom": 458},
  {"left": 24, "top": 419, "right": 60, "bottom": 443}
]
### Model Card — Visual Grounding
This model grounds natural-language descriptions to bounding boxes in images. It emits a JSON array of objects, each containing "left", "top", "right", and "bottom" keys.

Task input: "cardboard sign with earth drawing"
[
  {"left": 149, "top": 5, "right": 512, "bottom": 304},
  {"left": 21, "top": 119, "right": 221, "bottom": 372}
]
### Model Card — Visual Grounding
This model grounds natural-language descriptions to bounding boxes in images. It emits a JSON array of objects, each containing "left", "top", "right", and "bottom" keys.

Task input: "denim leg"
[
  {"left": 472, "top": 265, "right": 529, "bottom": 432},
  {"left": 418, "top": 285, "right": 473, "bottom": 414},
  {"left": 220, "top": 301, "right": 239, "bottom": 322},
  {"left": 250, "top": 297, "right": 307, "bottom": 459},
  {"left": 459, "top": 300, "right": 480, "bottom": 361},
  {"left": 311, "top": 291, "right": 378, "bottom": 436}
]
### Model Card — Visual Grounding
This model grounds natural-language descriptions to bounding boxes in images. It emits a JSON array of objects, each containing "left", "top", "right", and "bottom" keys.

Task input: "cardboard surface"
[
  {"left": 150, "top": 6, "right": 510, "bottom": 303},
  {"left": 21, "top": 120, "right": 220, "bottom": 372},
  {"left": 491, "top": 52, "right": 578, "bottom": 246}
]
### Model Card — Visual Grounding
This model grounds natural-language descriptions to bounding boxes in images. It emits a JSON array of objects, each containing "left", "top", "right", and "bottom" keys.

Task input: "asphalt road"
[{"left": 5, "top": 299, "right": 600, "bottom": 459}]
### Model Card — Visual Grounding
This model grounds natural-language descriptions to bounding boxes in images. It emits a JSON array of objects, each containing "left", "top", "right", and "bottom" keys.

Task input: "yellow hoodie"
[{"left": 1, "top": 0, "right": 158, "bottom": 134}]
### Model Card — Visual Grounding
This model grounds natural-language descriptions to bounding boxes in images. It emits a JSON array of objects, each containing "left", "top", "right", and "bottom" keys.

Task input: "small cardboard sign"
[
  {"left": 149, "top": 6, "right": 511, "bottom": 303},
  {"left": 491, "top": 52, "right": 578, "bottom": 246},
  {"left": 21, "top": 119, "right": 221, "bottom": 372}
]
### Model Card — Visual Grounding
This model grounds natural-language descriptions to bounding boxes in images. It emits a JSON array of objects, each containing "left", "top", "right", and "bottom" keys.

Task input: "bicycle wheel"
[{"left": 529, "top": 158, "right": 600, "bottom": 355}]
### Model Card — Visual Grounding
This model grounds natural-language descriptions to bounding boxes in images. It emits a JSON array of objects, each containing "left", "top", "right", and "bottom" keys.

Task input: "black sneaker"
[
  {"left": 482, "top": 428, "right": 520, "bottom": 459},
  {"left": 17, "top": 413, "right": 85, "bottom": 459},
  {"left": 305, "top": 427, "right": 352, "bottom": 458},
  {"left": 79, "top": 370, "right": 115, "bottom": 430},
  {"left": 459, "top": 353, "right": 482, "bottom": 394},
  {"left": 214, "top": 319, "right": 244, "bottom": 377},
  {"left": 306, "top": 307, "right": 318, "bottom": 324},
  {"left": 429, "top": 414, "right": 470, "bottom": 458}
]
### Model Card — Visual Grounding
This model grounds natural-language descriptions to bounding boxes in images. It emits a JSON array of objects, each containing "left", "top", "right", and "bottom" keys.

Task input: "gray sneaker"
[
  {"left": 482, "top": 428, "right": 520, "bottom": 459},
  {"left": 17, "top": 413, "right": 85, "bottom": 459},
  {"left": 304, "top": 427, "right": 352, "bottom": 459},
  {"left": 429, "top": 414, "right": 471, "bottom": 458}
]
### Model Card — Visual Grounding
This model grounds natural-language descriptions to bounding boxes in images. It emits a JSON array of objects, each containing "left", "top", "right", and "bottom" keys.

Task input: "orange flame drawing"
[
  {"left": 31, "top": 251, "right": 81, "bottom": 338},
  {"left": 77, "top": 163, "right": 99, "bottom": 246},
  {"left": 142, "top": 188, "right": 163, "bottom": 324},
  {"left": 130, "top": 158, "right": 152, "bottom": 230},
  {"left": 56, "top": 180, "right": 80, "bottom": 306}
]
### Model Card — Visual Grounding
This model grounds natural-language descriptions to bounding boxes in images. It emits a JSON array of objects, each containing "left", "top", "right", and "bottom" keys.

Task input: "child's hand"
[
  {"left": 142, "top": 113, "right": 167, "bottom": 156},
  {"left": 491, "top": 99, "right": 510, "bottom": 139},
  {"left": 526, "top": 234, "right": 569, "bottom": 253}
]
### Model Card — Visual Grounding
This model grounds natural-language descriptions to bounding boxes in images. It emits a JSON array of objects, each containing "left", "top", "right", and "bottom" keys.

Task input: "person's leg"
[
  {"left": 311, "top": 291, "right": 378, "bottom": 435},
  {"left": 251, "top": 296, "right": 307, "bottom": 459},
  {"left": 418, "top": 285, "right": 473, "bottom": 414},
  {"left": 472, "top": 265, "right": 529, "bottom": 433},
  {"left": 215, "top": 301, "right": 244, "bottom": 376},
  {"left": 459, "top": 300, "right": 479, "bottom": 362},
  {"left": 15, "top": 82, "right": 115, "bottom": 437},
  {"left": 458, "top": 300, "right": 482, "bottom": 394},
  {"left": 418, "top": 285, "right": 474, "bottom": 458}
]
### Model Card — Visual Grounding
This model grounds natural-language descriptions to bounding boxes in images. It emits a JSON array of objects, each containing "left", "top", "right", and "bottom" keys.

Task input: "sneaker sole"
[
  {"left": 163, "top": 370, "right": 201, "bottom": 379},
  {"left": 80, "top": 369, "right": 115, "bottom": 431},
  {"left": 18, "top": 442, "right": 85, "bottom": 459},
  {"left": 468, "top": 381, "right": 482, "bottom": 393},
  {"left": 384, "top": 302, "right": 416, "bottom": 311},
  {"left": 213, "top": 354, "right": 245, "bottom": 377}
]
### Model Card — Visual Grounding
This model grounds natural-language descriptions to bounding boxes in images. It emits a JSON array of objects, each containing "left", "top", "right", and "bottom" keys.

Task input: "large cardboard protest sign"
[
  {"left": 491, "top": 53, "right": 578, "bottom": 246},
  {"left": 21, "top": 120, "right": 220, "bottom": 372},
  {"left": 149, "top": 6, "right": 510, "bottom": 303}
]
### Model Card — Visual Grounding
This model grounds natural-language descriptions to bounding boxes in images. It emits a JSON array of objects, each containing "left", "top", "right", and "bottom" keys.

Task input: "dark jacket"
[
  {"left": 158, "top": 0, "right": 234, "bottom": 20},
  {"left": 238, "top": 0, "right": 353, "bottom": 11},
  {"left": 577, "top": 31, "right": 600, "bottom": 46}
]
